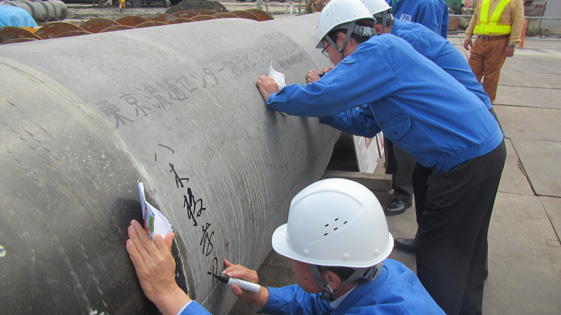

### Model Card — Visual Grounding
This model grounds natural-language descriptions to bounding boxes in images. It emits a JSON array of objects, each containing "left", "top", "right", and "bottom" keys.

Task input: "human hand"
[
  {"left": 321, "top": 66, "right": 333, "bottom": 73},
  {"left": 505, "top": 44, "right": 515, "bottom": 57},
  {"left": 222, "top": 259, "right": 269, "bottom": 308},
  {"left": 126, "top": 220, "right": 190, "bottom": 315},
  {"left": 464, "top": 38, "right": 472, "bottom": 51},
  {"left": 306, "top": 69, "right": 321, "bottom": 83},
  {"left": 256, "top": 75, "right": 280, "bottom": 102}
]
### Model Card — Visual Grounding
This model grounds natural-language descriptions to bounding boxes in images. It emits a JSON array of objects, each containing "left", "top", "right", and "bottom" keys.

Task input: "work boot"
[
  {"left": 384, "top": 199, "right": 412, "bottom": 216},
  {"left": 394, "top": 238, "right": 415, "bottom": 253}
]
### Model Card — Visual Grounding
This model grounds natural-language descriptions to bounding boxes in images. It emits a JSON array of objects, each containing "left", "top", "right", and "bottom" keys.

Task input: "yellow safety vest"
[{"left": 474, "top": 0, "right": 513, "bottom": 35}]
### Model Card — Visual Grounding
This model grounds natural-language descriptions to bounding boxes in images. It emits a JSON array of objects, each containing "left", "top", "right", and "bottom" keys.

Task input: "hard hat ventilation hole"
[{"left": 323, "top": 218, "right": 349, "bottom": 237}]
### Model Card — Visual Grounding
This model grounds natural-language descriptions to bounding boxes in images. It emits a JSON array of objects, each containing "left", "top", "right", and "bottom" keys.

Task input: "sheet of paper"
[
  {"left": 269, "top": 61, "right": 287, "bottom": 115},
  {"left": 269, "top": 61, "right": 286, "bottom": 90},
  {"left": 138, "top": 182, "right": 173, "bottom": 240}
]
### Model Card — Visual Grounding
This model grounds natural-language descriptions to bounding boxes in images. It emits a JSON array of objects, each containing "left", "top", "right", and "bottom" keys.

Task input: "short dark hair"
[
  {"left": 317, "top": 265, "right": 357, "bottom": 282},
  {"left": 326, "top": 18, "right": 375, "bottom": 44}
]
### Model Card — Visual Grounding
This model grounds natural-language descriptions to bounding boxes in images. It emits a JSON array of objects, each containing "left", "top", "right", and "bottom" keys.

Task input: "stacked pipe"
[
  {"left": 0, "top": 0, "right": 68, "bottom": 22},
  {"left": 0, "top": 8, "right": 273, "bottom": 43}
]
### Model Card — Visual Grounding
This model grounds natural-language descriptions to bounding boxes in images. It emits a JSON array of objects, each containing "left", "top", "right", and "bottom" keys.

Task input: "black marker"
[
  {"left": 208, "top": 272, "right": 261, "bottom": 293},
  {"left": 318, "top": 72, "right": 325, "bottom": 77}
]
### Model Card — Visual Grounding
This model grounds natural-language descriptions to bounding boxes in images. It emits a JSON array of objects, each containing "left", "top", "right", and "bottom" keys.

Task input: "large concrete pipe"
[{"left": 0, "top": 13, "right": 338, "bottom": 314}]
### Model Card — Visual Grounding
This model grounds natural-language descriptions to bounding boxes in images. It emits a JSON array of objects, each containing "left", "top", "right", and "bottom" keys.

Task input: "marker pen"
[{"left": 208, "top": 272, "right": 261, "bottom": 294}]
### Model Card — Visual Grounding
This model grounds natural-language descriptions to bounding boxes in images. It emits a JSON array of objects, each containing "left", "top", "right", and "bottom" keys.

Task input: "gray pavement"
[{"left": 229, "top": 36, "right": 561, "bottom": 314}]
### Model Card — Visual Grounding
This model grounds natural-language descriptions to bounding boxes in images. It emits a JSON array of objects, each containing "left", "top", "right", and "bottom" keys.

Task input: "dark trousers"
[
  {"left": 385, "top": 138, "right": 415, "bottom": 203},
  {"left": 412, "top": 140, "right": 506, "bottom": 315}
]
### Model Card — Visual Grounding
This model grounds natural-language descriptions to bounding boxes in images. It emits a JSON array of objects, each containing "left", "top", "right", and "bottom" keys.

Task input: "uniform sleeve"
[
  {"left": 260, "top": 285, "right": 333, "bottom": 315},
  {"left": 508, "top": 0, "right": 525, "bottom": 44},
  {"left": 266, "top": 38, "right": 399, "bottom": 118},
  {"left": 319, "top": 106, "right": 381, "bottom": 138},
  {"left": 464, "top": 0, "right": 481, "bottom": 39},
  {"left": 178, "top": 300, "right": 212, "bottom": 315}
]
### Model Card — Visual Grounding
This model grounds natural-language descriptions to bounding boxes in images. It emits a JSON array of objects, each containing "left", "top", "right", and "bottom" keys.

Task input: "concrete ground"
[{"left": 229, "top": 35, "right": 561, "bottom": 314}]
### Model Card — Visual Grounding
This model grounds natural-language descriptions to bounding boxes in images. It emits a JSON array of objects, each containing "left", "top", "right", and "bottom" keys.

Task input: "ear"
[
  {"left": 322, "top": 270, "right": 343, "bottom": 291},
  {"left": 374, "top": 24, "right": 383, "bottom": 35},
  {"left": 337, "top": 31, "right": 347, "bottom": 43}
]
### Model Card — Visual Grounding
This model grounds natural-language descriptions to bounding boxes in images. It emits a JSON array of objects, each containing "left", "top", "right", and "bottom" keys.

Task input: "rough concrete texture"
[
  {"left": 0, "top": 15, "right": 340, "bottom": 314},
  {"left": 229, "top": 36, "right": 561, "bottom": 314}
]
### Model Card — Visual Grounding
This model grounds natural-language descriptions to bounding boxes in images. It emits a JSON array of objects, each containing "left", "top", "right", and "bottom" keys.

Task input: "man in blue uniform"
[
  {"left": 256, "top": 0, "right": 505, "bottom": 314},
  {"left": 384, "top": 0, "right": 449, "bottom": 216},
  {"left": 310, "top": 0, "right": 493, "bottom": 219},
  {"left": 387, "top": 0, "right": 449, "bottom": 38},
  {"left": 309, "top": 0, "right": 499, "bottom": 253},
  {"left": 126, "top": 179, "right": 444, "bottom": 314}
]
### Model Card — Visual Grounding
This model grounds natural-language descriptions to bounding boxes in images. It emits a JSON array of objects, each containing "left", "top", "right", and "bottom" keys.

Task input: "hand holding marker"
[{"left": 208, "top": 272, "right": 261, "bottom": 293}]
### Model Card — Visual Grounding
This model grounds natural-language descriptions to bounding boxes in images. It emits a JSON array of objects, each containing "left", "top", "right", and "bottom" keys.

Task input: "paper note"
[
  {"left": 138, "top": 182, "right": 173, "bottom": 240},
  {"left": 269, "top": 61, "right": 287, "bottom": 115},
  {"left": 269, "top": 61, "right": 286, "bottom": 90}
]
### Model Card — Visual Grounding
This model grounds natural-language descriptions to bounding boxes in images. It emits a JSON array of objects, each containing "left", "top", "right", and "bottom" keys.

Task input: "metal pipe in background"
[{"left": 0, "top": 14, "right": 337, "bottom": 314}]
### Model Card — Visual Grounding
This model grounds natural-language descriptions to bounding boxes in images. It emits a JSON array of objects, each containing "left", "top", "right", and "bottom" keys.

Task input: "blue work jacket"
[
  {"left": 180, "top": 260, "right": 443, "bottom": 314},
  {"left": 387, "top": 0, "right": 449, "bottom": 38},
  {"left": 324, "top": 20, "right": 493, "bottom": 141},
  {"left": 262, "top": 259, "right": 444, "bottom": 315},
  {"left": 266, "top": 34, "right": 503, "bottom": 173},
  {"left": 391, "top": 20, "right": 491, "bottom": 109}
]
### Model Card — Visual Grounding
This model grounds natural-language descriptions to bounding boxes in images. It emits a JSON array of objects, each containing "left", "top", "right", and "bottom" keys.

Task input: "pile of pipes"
[
  {"left": 0, "top": 0, "right": 67, "bottom": 22},
  {"left": 0, "top": 8, "right": 272, "bottom": 43}
]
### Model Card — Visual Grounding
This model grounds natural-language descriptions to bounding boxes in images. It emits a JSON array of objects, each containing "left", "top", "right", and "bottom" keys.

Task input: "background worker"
[
  {"left": 386, "top": 0, "right": 449, "bottom": 38},
  {"left": 256, "top": 0, "right": 506, "bottom": 313},
  {"left": 119, "top": 0, "right": 126, "bottom": 13},
  {"left": 309, "top": 0, "right": 498, "bottom": 252},
  {"left": 464, "top": 0, "right": 525, "bottom": 104},
  {"left": 126, "top": 179, "right": 444, "bottom": 314}
]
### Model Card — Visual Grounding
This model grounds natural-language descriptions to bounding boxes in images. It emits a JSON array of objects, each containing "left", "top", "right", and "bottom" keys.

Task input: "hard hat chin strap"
[
  {"left": 325, "top": 21, "right": 376, "bottom": 60},
  {"left": 309, "top": 263, "right": 383, "bottom": 301}
]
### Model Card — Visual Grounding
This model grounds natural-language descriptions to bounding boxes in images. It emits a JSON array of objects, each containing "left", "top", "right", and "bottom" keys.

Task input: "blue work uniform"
[
  {"left": 179, "top": 260, "right": 443, "bottom": 314},
  {"left": 387, "top": 0, "right": 448, "bottom": 38},
  {"left": 267, "top": 34, "right": 502, "bottom": 173},
  {"left": 262, "top": 259, "right": 444, "bottom": 315},
  {"left": 265, "top": 34, "right": 506, "bottom": 315},
  {"left": 179, "top": 300, "right": 211, "bottom": 315},
  {"left": 325, "top": 20, "right": 493, "bottom": 138}
]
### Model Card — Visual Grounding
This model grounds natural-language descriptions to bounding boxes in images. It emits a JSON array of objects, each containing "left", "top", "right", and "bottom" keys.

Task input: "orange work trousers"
[{"left": 468, "top": 36, "right": 508, "bottom": 104}]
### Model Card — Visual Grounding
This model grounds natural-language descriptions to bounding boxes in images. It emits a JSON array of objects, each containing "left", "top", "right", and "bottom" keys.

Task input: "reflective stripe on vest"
[{"left": 474, "top": 0, "right": 512, "bottom": 35}]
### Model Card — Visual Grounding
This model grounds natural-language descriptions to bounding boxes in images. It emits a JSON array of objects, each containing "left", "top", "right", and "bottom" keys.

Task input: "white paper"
[
  {"left": 269, "top": 61, "right": 286, "bottom": 90},
  {"left": 269, "top": 61, "right": 287, "bottom": 115},
  {"left": 138, "top": 182, "right": 173, "bottom": 240}
]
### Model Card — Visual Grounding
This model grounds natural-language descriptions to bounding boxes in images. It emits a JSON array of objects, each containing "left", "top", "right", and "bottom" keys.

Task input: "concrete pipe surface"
[{"left": 0, "top": 14, "right": 338, "bottom": 314}]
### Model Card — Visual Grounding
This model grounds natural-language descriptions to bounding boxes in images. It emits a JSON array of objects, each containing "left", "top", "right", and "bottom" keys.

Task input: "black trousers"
[
  {"left": 385, "top": 138, "right": 415, "bottom": 203},
  {"left": 412, "top": 140, "right": 506, "bottom": 315}
]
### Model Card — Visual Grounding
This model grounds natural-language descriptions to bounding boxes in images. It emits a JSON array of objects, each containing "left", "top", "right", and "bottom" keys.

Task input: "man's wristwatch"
[{"left": 509, "top": 43, "right": 516, "bottom": 48}]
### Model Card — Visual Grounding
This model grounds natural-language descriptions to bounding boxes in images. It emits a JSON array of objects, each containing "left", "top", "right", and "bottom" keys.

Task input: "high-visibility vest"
[{"left": 474, "top": 0, "right": 513, "bottom": 35}]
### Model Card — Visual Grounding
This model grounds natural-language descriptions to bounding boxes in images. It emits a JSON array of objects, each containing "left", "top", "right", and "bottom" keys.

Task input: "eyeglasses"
[{"left": 321, "top": 44, "right": 330, "bottom": 57}]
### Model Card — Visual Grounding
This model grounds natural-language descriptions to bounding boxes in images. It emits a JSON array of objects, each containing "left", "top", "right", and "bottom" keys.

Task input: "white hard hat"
[
  {"left": 361, "top": 0, "right": 391, "bottom": 16},
  {"left": 272, "top": 178, "right": 393, "bottom": 268},
  {"left": 316, "top": 0, "right": 376, "bottom": 48}
]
